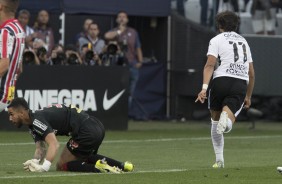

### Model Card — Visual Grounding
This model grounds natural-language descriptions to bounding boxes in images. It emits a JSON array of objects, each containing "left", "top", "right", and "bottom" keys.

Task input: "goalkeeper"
[{"left": 7, "top": 98, "right": 133, "bottom": 173}]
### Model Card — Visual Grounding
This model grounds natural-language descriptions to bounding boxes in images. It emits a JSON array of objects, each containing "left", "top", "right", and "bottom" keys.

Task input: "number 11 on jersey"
[{"left": 229, "top": 41, "right": 247, "bottom": 63}]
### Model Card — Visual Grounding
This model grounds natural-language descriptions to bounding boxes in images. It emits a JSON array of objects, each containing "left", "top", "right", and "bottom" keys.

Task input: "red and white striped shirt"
[{"left": 0, "top": 19, "right": 25, "bottom": 103}]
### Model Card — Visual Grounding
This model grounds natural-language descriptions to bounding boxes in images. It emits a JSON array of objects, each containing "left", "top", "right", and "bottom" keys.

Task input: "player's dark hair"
[
  {"left": 7, "top": 98, "right": 29, "bottom": 110},
  {"left": 216, "top": 11, "right": 239, "bottom": 32},
  {"left": 1, "top": 0, "right": 19, "bottom": 15}
]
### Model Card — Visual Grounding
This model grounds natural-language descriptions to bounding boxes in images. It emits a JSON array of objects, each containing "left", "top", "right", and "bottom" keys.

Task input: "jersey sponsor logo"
[
  {"left": 16, "top": 89, "right": 125, "bottom": 111},
  {"left": 103, "top": 89, "right": 125, "bottom": 110},
  {"left": 226, "top": 63, "right": 248, "bottom": 78},
  {"left": 33, "top": 119, "right": 47, "bottom": 131}
]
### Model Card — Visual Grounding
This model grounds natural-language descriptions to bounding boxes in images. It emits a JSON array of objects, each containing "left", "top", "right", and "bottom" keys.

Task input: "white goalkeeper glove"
[
  {"left": 23, "top": 159, "right": 40, "bottom": 171},
  {"left": 23, "top": 159, "right": 51, "bottom": 172}
]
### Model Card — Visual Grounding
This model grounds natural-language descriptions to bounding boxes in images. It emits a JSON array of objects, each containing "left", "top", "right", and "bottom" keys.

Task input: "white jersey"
[{"left": 207, "top": 31, "right": 253, "bottom": 81}]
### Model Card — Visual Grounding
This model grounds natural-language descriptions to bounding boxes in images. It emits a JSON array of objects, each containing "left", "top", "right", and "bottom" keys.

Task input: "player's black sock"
[
  {"left": 64, "top": 160, "right": 100, "bottom": 172},
  {"left": 87, "top": 154, "right": 124, "bottom": 169}
]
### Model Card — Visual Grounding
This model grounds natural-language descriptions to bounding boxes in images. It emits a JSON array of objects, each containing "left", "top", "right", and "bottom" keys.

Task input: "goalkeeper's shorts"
[{"left": 67, "top": 116, "right": 105, "bottom": 158}]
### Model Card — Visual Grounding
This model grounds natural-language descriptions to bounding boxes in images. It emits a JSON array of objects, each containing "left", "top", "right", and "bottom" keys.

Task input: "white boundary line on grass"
[
  {"left": 0, "top": 135, "right": 282, "bottom": 146},
  {"left": 0, "top": 169, "right": 188, "bottom": 179}
]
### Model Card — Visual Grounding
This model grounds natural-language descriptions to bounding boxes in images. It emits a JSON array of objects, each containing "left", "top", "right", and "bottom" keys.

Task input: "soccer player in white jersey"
[{"left": 195, "top": 11, "right": 255, "bottom": 168}]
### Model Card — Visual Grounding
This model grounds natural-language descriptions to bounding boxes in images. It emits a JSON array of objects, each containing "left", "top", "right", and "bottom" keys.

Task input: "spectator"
[
  {"left": 17, "top": 9, "right": 34, "bottom": 48},
  {"left": 105, "top": 11, "right": 143, "bottom": 108},
  {"left": 100, "top": 41, "right": 125, "bottom": 66},
  {"left": 32, "top": 38, "right": 45, "bottom": 54},
  {"left": 80, "top": 44, "right": 102, "bottom": 66},
  {"left": 218, "top": 0, "right": 239, "bottom": 13},
  {"left": 251, "top": 0, "right": 276, "bottom": 35},
  {"left": 36, "top": 47, "right": 49, "bottom": 65},
  {"left": 22, "top": 49, "right": 40, "bottom": 65},
  {"left": 17, "top": 9, "right": 33, "bottom": 36},
  {"left": 80, "top": 44, "right": 90, "bottom": 64},
  {"left": 75, "top": 18, "right": 93, "bottom": 44},
  {"left": 200, "top": 0, "right": 220, "bottom": 27},
  {"left": 78, "top": 22, "right": 105, "bottom": 55},
  {"left": 200, "top": 0, "right": 209, "bottom": 26},
  {"left": 33, "top": 10, "right": 55, "bottom": 56},
  {"left": 48, "top": 44, "right": 66, "bottom": 65},
  {"left": 243, "top": 0, "right": 251, "bottom": 11},
  {"left": 65, "top": 45, "right": 83, "bottom": 65}
]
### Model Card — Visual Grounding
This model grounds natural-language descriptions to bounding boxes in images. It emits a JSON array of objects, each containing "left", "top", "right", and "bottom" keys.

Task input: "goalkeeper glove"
[
  {"left": 23, "top": 159, "right": 40, "bottom": 171},
  {"left": 29, "top": 159, "right": 51, "bottom": 172},
  {"left": 23, "top": 159, "right": 51, "bottom": 172}
]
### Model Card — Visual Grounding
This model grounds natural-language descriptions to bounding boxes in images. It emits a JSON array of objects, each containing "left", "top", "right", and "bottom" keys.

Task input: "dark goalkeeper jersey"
[{"left": 29, "top": 104, "right": 90, "bottom": 142}]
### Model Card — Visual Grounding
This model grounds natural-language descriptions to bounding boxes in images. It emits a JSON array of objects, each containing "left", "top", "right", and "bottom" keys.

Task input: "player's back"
[
  {"left": 208, "top": 31, "right": 252, "bottom": 81},
  {"left": 34, "top": 104, "right": 89, "bottom": 136},
  {"left": 34, "top": 104, "right": 70, "bottom": 136}
]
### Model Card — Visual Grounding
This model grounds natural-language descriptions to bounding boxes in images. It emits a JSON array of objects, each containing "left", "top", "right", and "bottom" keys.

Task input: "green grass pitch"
[{"left": 0, "top": 121, "right": 282, "bottom": 184}]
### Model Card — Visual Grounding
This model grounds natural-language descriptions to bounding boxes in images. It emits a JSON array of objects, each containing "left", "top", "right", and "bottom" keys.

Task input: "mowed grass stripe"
[
  {"left": 0, "top": 169, "right": 188, "bottom": 179},
  {"left": 0, "top": 135, "right": 282, "bottom": 146}
]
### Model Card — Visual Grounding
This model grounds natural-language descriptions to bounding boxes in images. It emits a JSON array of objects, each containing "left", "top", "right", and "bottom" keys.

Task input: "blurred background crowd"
[
  {"left": 173, "top": 0, "right": 282, "bottom": 35},
  {"left": 19, "top": 9, "right": 139, "bottom": 67}
]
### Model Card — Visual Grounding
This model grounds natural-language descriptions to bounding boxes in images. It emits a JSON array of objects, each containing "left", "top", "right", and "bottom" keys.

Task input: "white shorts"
[{"left": 0, "top": 101, "right": 8, "bottom": 112}]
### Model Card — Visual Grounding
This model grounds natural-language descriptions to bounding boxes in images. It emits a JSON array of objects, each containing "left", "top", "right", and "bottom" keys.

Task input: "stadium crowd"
[
  {"left": 176, "top": 0, "right": 282, "bottom": 35},
  {"left": 18, "top": 9, "right": 143, "bottom": 68}
]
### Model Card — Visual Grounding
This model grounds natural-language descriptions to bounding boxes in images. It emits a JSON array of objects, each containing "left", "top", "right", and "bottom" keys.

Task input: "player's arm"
[
  {"left": 27, "top": 132, "right": 59, "bottom": 172},
  {"left": 203, "top": 55, "right": 217, "bottom": 86},
  {"left": 0, "top": 58, "right": 9, "bottom": 77},
  {"left": 244, "top": 62, "right": 255, "bottom": 108},
  {"left": 0, "top": 29, "right": 11, "bottom": 77},
  {"left": 195, "top": 55, "right": 217, "bottom": 103},
  {"left": 44, "top": 132, "right": 60, "bottom": 163},
  {"left": 34, "top": 141, "right": 47, "bottom": 161}
]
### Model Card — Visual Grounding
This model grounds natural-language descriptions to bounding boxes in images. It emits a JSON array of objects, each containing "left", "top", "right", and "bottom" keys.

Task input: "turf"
[{"left": 0, "top": 121, "right": 282, "bottom": 183}]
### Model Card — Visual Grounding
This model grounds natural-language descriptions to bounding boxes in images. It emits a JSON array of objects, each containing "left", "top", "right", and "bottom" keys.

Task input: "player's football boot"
[
  {"left": 212, "top": 161, "right": 224, "bottom": 168},
  {"left": 122, "top": 161, "right": 134, "bottom": 172},
  {"left": 217, "top": 111, "right": 228, "bottom": 134},
  {"left": 277, "top": 167, "right": 282, "bottom": 173},
  {"left": 95, "top": 159, "right": 123, "bottom": 173}
]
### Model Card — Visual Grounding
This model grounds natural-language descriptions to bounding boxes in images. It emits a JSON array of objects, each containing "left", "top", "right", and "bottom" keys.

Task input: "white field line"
[
  {"left": 0, "top": 169, "right": 188, "bottom": 179},
  {"left": 0, "top": 135, "right": 281, "bottom": 146}
]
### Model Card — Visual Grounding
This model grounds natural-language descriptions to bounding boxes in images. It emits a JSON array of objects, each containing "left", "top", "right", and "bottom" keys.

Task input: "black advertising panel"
[{"left": 0, "top": 66, "right": 129, "bottom": 130}]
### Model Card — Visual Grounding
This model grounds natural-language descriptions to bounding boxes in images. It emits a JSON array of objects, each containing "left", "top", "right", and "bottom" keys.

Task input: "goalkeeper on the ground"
[{"left": 8, "top": 98, "right": 133, "bottom": 173}]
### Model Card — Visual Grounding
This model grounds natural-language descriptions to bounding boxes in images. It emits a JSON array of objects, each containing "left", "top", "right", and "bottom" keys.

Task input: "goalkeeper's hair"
[
  {"left": 215, "top": 11, "right": 239, "bottom": 32},
  {"left": 7, "top": 97, "right": 29, "bottom": 110}
]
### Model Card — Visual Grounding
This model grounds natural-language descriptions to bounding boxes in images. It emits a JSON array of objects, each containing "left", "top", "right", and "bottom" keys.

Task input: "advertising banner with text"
[{"left": 0, "top": 66, "right": 129, "bottom": 130}]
